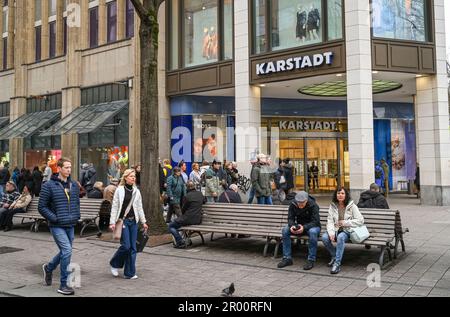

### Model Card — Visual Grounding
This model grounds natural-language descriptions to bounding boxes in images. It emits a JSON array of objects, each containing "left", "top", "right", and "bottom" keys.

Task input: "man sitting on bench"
[
  {"left": 277, "top": 191, "right": 321, "bottom": 270},
  {"left": 168, "top": 181, "right": 204, "bottom": 249}
]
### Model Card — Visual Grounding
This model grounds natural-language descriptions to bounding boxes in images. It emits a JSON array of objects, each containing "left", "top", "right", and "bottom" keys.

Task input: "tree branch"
[{"left": 130, "top": 0, "right": 151, "bottom": 24}]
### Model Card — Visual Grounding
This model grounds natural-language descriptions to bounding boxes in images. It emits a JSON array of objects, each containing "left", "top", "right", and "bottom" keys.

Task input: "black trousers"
[{"left": 0, "top": 208, "right": 26, "bottom": 228}]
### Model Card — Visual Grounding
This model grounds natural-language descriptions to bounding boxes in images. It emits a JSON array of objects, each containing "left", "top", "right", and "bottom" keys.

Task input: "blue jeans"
[
  {"left": 206, "top": 196, "right": 217, "bottom": 203},
  {"left": 47, "top": 226, "right": 75, "bottom": 288},
  {"left": 322, "top": 231, "right": 351, "bottom": 266},
  {"left": 247, "top": 187, "right": 256, "bottom": 204},
  {"left": 110, "top": 219, "right": 138, "bottom": 278},
  {"left": 168, "top": 221, "right": 183, "bottom": 245},
  {"left": 281, "top": 225, "right": 321, "bottom": 261},
  {"left": 257, "top": 196, "right": 273, "bottom": 205}
]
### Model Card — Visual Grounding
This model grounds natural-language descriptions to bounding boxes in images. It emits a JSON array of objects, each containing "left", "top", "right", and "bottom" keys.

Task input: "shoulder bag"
[{"left": 113, "top": 191, "right": 136, "bottom": 240}]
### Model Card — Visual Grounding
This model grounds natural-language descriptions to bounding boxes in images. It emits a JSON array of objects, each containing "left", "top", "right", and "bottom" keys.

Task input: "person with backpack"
[{"left": 165, "top": 167, "right": 186, "bottom": 223}]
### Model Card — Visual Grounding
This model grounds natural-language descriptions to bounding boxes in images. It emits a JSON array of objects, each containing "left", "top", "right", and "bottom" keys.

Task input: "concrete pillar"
[
  {"left": 9, "top": 0, "right": 31, "bottom": 168},
  {"left": 158, "top": 2, "right": 170, "bottom": 162},
  {"left": 41, "top": 0, "right": 49, "bottom": 60},
  {"left": 81, "top": 0, "right": 89, "bottom": 49},
  {"left": 6, "top": 0, "right": 14, "bottom": 69},
  {"left": 345, "top": 0, "right": 374, "bottom": 201},
  {"left": 56, "top": 0, "right": 64, "bottom": 56},
  {"left": 234, "top": 0, "right": 261, "bottom": 177},
  {"left": 415, "top": 0, "right": 450, "bottom": 206},
  {"left": 26, "top": 0, "right": 36, "bottom": 64},
  {"left": 129, "top": 5, "right": 139, "bottom": 166},
  {"left": 98, "top": 0, "right": 106, "bottom": 45},
  {"left": 117, "top": 0, "right": 125, "bottom": 41}
]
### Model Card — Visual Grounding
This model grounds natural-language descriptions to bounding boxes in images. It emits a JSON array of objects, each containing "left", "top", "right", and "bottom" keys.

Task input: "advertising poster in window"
[
  {"left": 391, "top": 121, "right": 407, "bottom": 190},
  {"left": 193, "top": 119, "right": 220, "bottom": 163}
]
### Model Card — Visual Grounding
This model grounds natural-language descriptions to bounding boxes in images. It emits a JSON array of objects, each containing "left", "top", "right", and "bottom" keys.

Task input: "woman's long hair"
[
  {"left": 332, "top": 187, "right": 351, "bottom": 207},
  {"left": 120, "top": 169, "right": 136, "bottom": 186}
]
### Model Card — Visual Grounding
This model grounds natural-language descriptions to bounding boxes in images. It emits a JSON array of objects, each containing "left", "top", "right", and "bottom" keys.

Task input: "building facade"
[{"left": 0, "top": 0, "right": 449, "bottom": 205}]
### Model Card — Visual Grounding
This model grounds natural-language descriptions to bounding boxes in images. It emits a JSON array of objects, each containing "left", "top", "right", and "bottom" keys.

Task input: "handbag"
[
  {"left": 279, "top": 175, "right": 286, "bottom": 184},
  {"left": 136, "top": 228, "right": 150, "bottom": 253},
  {"left": 113, "top": 192, "right": 136, "bottom": 240},
  {"left": 349, "top": 225, "right": 370, "bottom": 244}
]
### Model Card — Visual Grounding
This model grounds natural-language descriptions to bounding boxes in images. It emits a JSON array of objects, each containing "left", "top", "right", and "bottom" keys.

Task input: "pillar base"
[{"left": 420, "top": 186, "right": 450, "bottom": 206}]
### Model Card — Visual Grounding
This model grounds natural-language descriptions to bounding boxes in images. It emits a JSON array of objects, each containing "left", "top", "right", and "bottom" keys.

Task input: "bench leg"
[
  {"left": 34, "top": 220, "right": 43, "bottom": 232},
  {"left": 198, "top": 232, "right": 205, "bottom": 245},
  {"left": 378, "top": 246, "right": 386, "bottom": 268},
  {"left": 210, "top": 232, "right": 215, "bottom": 241},
  {"left": 273, "top": 239, "right": 281, "bottom": 259},
  {"left": 80, "top": 220, "right": 102, "bottom": 238},
  {"left": 263, "top": 237, "right": 270, "bottom": 257}
]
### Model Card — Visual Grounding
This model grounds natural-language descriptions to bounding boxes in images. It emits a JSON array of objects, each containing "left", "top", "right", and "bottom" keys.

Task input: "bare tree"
[{"left": 130, "top": 0, "right": 167, "bottom": 234}]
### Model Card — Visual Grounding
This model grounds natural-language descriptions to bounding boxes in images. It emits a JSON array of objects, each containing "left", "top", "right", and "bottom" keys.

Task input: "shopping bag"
[{"left": 136, "top": 228, "right": 150, "bottom": 253}]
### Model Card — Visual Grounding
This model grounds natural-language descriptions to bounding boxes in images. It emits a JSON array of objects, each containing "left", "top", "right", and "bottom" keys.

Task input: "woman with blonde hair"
[{"left": 109, "top": 169, "right": 148, "bottom": 279}]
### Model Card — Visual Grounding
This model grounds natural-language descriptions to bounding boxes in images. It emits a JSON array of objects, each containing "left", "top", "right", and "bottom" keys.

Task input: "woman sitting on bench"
[
  {"left": 0, "top": 185, "right": 32, "bottom": 232},
  {"left": 322, "top": 187, "right": 364, "bottom": 275}
]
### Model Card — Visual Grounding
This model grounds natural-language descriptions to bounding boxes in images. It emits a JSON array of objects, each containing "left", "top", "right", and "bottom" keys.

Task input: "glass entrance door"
[
  {"left": 306, "top": 139, "right": 339, "bottom": 193},
  {"left": 278, "top": 137, "right": 347, "bottom": 193},
  {"left": 279, "top": 139, "right": 305, "bottom": 190}
]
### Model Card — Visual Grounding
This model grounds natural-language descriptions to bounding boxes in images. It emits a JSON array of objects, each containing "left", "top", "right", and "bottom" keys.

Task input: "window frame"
[
  {"left": 167, "top": 0, "right": 235, "bottom": 71},
  {"left": 250, "top": 0, "right": 345, "bottom": 56},
  {"left": 369, "top": 0, "right": 433, "bottom": 44}
]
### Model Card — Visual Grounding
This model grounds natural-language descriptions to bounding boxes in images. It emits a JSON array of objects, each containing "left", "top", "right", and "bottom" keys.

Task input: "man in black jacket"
[
  {"left": 277, "top": 191, "right": 321, "bottom": 270},
  {"left": 168, "top": 181, "right": 204, "bottom": 249},
  {"left": 357, "top": 183, "right": 390, "bottom": 209}
]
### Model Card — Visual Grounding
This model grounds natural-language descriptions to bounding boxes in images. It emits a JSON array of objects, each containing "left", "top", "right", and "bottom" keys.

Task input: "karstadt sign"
[
  {"left": 256, "top": 52, "right": 333, "bottom": 75},
  {"left": 279, "top": 120, "right": 338, "bottom": 131}
]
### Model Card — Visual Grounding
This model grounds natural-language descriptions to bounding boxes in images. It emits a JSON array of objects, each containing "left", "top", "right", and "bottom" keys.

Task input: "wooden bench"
[
  {"left": 13, "top": 197, "right": 103, "bottom": 237},
  {"left": 179, "top": 203, "right": 286, "bottom": 257},
  {"left": 179, "top": 203, "right": 408, "bottom": 268}
]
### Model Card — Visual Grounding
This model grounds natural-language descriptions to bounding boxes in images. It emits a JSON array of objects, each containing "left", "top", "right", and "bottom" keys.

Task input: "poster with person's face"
[
  {"left": 391, "top": 121, "right": 406, "bottom": 189},
  {"left": 193, "top": 120, "right": 219, "bottom": 163}
]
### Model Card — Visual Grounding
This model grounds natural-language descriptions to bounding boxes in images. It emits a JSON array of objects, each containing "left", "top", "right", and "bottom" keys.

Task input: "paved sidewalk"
[{"left": 0, "top": 194, "right": 450, "bottom": 297}]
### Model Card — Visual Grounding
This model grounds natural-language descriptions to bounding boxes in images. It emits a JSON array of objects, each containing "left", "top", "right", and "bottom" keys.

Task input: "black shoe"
[
  {"left": 3, "top": 226, "right": 11, "bottom": 232},
  {"left": 57, "top": 285, "right": 75, "bottom": 295},
  {"left": 327, "top": 258, "right": 336, "bottom": 267},
  {"left": 42, "top": 264, "right": 52, "bottom": 286},
  {"left": 331, "top": 264, "right": 341, "bottom": 274},
  {"left": 365, "top": 245, "right": 372, "bottom": 250},
  {"left": 277, "top": 258, "right": 293, "bottom": 268},
  {"left": 0, "top": 225, "right": 4, "bottom": 230},
  {"left": 174, "top": 241, "right": 187, "bottom": 249},
  {"left": 303, "top": 260, "right": 314, "bottom": 271}
]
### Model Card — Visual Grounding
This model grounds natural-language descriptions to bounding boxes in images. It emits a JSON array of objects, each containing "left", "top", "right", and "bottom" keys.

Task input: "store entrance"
[{"left": 279, "top": 138, "right": 349, "bottom": 193}]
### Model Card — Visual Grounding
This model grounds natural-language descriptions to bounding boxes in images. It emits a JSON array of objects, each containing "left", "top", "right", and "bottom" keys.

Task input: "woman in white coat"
[
  {"left": 322, "top": 187, "right": 364, "bottom": 275},
  {"left": 109, "top": 169, "right": 148, "bottom": 279}
]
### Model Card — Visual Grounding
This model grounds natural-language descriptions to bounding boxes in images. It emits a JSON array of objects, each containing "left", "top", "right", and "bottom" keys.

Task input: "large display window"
[
  {"left": 169, "top": 0, "right": 234, "bottom": 70},
  {"left": 371, "top": 0, "right": 427, "bottom": 42},
  {"left": 252, "top": 0, "right": 343, "bottom": 54}
]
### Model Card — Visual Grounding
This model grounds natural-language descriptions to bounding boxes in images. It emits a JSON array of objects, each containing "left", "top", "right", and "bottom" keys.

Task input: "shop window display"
[
  {"left": 184, "top": 0, "right": 219, "bottom": 67},
  {"left": 24, "top": 150, "right": 61, "bottom": 171},
  {"left": 192, "top": 116, "right": 227, "bottom": 163},
  {"left": 271, "top": 0, "right": 322, "bottom": 51},
  {"left": 80, "top": 146, "right": 129, "bottom": 185},
  {"left": 371, "top": 0, "right": 427, "bottom": 42}
]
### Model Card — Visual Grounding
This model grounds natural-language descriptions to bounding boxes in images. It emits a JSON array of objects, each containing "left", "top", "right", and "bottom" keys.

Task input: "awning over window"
[
  {"left": 40, "top": 100, "right": 129, "bottom": 137},
  {"left": 0, "top": 110, "right": 61, "bottom": 141},
  {"left": 0, "top": 117, "right": 9, "bottom": 130}
]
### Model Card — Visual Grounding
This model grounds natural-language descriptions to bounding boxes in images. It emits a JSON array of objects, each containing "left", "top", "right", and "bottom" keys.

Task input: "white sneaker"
[
  {"left": 126, "top": 275, "right": 138, "bottom": 280},
  {"left": 110, "top": 266, "right": 119, "bottom": 277}
]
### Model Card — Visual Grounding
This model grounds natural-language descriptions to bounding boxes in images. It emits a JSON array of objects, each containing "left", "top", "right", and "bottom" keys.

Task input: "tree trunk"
[{"left": 137, "top": 1, "right": 167, "bottom": 235}]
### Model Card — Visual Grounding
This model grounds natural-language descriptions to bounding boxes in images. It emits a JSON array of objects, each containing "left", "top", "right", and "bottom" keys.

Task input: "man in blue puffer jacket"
[{"left": 38, "top": 158, "right": 80, "bottom": 296}]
